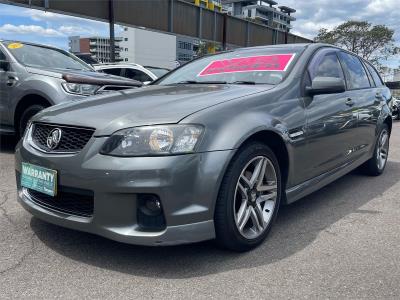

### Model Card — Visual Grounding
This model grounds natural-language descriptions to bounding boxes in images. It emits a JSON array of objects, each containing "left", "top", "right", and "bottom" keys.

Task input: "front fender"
[
  {"left": 202, "top": 111, "right": 290, "bottom": 152},
  {"left": 182, "top": 94, "right": 307, "bottom": 189},
  {"left": 11, "top": 76, "right": 85, "bottom": 121}
]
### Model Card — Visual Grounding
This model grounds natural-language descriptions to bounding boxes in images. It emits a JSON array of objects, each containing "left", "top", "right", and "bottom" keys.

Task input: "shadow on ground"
[
  {"left": 0, "top": 135, "right": 17, "bottom": 154},
  {"left": 30, "top": 160, "right": 400, "bottom": 279}
]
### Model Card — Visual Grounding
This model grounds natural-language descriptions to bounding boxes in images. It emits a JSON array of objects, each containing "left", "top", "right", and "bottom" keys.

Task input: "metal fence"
[{"left": 2, "top": 0, "right": 313, "bottom": 47}]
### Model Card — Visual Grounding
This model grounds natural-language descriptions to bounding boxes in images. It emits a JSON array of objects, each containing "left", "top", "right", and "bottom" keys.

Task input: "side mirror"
[
  {"left": 306, "top": 77, "right": 345, "bottom": 96},
  {"left": 0, "top": 60, "right": 10, "bottom": 72}
]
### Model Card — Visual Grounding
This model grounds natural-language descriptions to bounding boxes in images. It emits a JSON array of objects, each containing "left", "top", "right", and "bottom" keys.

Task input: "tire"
[
  {"left": 17, "top": 104, "right": 45, "bottom": 139},
  {"left": 361, "top": 124, "right": 390, "bottom": 176},
  {"left": 214, "top": 142, "right": 282, "bottom": 252}
]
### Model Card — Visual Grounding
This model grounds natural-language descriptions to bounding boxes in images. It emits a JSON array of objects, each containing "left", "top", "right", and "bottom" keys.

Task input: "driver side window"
[{"left": 308, "top": 51, "right": 344, "bottom": 81}]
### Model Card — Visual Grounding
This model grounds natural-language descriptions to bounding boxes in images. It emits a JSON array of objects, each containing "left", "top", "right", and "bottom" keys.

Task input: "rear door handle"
[{"left": 345, "top": 98, "right": 355, "bottom": 107}]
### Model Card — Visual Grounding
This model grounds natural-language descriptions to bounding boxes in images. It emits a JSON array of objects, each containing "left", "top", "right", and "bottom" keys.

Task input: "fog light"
[
  {"left": 137, "top": 194, "right": 166, "bottom": 231},
  {"left": 139, "top": 194, "right": 162, "bottom": 216}
]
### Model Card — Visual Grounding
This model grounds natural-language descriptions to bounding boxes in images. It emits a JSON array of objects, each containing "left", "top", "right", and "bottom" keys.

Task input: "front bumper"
[{"left": 15, "top": 137, "right": 234, "bottom": 246}]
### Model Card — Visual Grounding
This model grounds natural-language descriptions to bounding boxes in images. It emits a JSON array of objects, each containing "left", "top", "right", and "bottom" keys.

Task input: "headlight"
[
  {"left": 62, "top": 82, "right": 100, "bottom": 95},
  {"left": 100, "top": 125, "right": 204, "bottom": 156}
]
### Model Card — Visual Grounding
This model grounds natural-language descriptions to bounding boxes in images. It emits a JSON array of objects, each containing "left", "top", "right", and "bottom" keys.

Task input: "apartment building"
[
  {"left": 184, "top": 0, "right": 222, "bottom": 11},
  {"left": 222, "top": 0, "right": 295, "bottom": 32},
  {"left": 68, "top": 36, "right": 123, "bottom": 63}
]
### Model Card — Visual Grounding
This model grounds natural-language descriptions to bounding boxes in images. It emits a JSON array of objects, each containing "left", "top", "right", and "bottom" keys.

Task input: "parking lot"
[{"left": 0, "top": 121, "right": 399, "bottom": 299}]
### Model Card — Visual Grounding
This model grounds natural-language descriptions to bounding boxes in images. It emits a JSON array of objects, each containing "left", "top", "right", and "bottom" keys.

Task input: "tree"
[{"left": 315, "top": 21, "right": 398, "bottom": 68}]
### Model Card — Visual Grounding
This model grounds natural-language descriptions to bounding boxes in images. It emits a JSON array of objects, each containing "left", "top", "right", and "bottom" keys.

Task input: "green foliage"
[{"left": 315, "top": 20, "right": 399, "bottom": 68}]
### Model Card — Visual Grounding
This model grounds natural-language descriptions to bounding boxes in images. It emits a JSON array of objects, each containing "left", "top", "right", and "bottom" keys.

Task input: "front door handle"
[
  {"left": 6, "top": 76, "right": 18, "bottom": 86},
  {"left": 345, "top": 98, "right": 355, "bottom": 107}
]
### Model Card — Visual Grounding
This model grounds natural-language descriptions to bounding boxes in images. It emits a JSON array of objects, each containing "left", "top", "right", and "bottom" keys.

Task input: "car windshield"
[
  {"left": 145, "top": 67, "right": 170, "bottom": 78},
  {"left": 3, "top": 41, "right": 93, "bottom": 71},
  {"left": 157, "top": 48, "right": 301, "bottom": 85}
]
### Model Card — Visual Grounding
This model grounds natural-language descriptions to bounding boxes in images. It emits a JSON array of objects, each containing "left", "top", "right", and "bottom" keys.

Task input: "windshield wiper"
[
  {"left": 231, "top": 81, "right": 257, "bottom": 85},
  {"left": 175, "top": 80, "right": 261, "bottom": 85},
  {"left": 176, "top": 80, "right": 228, "bottom": 84}
]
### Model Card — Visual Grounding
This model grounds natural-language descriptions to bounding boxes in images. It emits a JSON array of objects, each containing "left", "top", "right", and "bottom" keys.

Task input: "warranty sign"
[{"left": 21, "top": 163, "right": 57, "bottom": 196}]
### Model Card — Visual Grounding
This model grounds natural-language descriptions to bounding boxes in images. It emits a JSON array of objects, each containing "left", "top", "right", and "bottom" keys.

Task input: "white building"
[{"left": 120, "top": 27, "right": 177, "bottom": 69}]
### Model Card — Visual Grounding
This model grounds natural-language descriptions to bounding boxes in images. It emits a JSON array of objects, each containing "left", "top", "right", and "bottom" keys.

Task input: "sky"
[{"left": 0, "top": 1, "right": 399, "bottom": 67}]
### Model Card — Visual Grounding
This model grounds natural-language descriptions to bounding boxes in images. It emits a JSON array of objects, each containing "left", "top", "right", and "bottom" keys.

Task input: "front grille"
[
  {"left": 27, "top": 187, "right": 94, "bottom": 217},
  {"left": 31, "top": 123, "right": 95, "bottom": 153}
]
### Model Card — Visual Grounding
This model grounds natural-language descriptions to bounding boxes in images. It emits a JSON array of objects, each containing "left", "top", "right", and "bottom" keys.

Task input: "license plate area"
[{"left": 21, "top": 162, "right": 57, "bottom": 196}]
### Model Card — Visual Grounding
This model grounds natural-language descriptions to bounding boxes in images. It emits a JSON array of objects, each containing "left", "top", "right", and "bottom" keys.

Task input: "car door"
[
  {"left": 303, "top": 48, "right": 358, "bottom": 180},
  {"left": 337, "top": 52, "right": 378, "bottom": 158},
  {"left": 361, "top": 61, "right": 388, "bottom": 151}
]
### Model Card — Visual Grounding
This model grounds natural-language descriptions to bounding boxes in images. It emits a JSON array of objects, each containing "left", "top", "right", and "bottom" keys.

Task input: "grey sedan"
[{"left": 15, "top": 43, "right": 392, "bottom": 251}]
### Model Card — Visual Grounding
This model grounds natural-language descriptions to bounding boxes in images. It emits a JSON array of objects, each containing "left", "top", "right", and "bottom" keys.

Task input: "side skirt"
[{"left": 285, "top": 156, "right": 370, "bottom": 205}]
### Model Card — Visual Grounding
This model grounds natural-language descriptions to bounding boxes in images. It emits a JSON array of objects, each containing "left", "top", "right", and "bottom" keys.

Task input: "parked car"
[
  {"left": 94, "top": 63, "right": 169, "bottom": 84},
  {"left": 0, "top": 40, "right": 142, "bottom": 137},
  {"left": 392, "top": 97, "right": 400, "bottom": 120},
  {"left": 15, "top": 43, "right": 392, "bottom": 251}
]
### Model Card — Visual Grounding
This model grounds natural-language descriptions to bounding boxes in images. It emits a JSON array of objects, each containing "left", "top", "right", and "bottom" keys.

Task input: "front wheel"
[
  {"left": 17, "top": 104, "right": 45, "bottom": 139},
  {"left": 361, "top": 124, "right": 390, "bottom": 176},
  {"left": 214, "top": 142, "right": 281, "bottom": 252}
]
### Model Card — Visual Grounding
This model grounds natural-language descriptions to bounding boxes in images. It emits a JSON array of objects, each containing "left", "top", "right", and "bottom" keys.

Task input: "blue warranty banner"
[{"left": 21, "top": 162, "right": 57, "bottom": 196}]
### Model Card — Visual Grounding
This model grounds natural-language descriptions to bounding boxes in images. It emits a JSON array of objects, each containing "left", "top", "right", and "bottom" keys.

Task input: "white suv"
[{"left": 94, "top": 63, "right": 170, "bottom": 84}]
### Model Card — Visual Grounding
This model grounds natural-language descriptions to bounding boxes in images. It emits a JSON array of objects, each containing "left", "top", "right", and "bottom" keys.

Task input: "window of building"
[
  {"left": 248, "top": 10, "right": 251, "bottom": 18},
  {"left": 125, "top": 58, "right": 128, "bottom": 62},
  {"left": 124, "top": 38, "right": 128, "bottom": 41},
  {"left": 338, "top": 52, "right": 371, "bottom": 89},
  {"left": 125, "top": 48, "right": 128, "bottom": 51}
]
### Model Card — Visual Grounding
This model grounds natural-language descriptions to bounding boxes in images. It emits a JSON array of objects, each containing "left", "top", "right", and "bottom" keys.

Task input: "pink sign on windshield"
[{"left": 197, "top": 54, "right": 295, "bottom": 77}]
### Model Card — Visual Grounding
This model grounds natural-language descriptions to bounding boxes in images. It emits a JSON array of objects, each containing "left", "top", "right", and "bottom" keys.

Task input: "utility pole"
[{"left": 109, "top": 0, "right": 115, "bottom": 63}]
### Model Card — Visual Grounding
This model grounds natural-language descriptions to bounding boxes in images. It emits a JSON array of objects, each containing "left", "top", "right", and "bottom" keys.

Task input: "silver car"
[{"left": 0, "top": 40, "right": 141, "bottom": 137}]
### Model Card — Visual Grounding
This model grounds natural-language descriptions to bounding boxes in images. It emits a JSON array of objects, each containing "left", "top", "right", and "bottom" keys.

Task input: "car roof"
[{"left": 94, "top": 63, "right": 145, "bottom": 69}]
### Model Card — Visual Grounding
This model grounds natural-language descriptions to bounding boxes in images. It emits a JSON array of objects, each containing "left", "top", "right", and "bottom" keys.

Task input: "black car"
[{"left": 392, "top": 97, "right": 400, "bottom": 120}]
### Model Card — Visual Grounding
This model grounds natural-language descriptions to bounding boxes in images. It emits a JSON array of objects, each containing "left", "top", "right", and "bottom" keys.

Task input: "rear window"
[
  {"left": 157, "top": 47, "right": 303, "bottom": 85},
  {"left": 102, "top": 68, "right": 123, "bottom": 77},
  {"left": 365, "top": 63, "right": 384, "bottom": 87},
  {"left": 338, "top": 52, "right": 370, "bottom": 90}
]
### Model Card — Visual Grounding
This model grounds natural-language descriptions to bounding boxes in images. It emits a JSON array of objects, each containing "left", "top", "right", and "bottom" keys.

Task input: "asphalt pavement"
[{"left": 1, "top": 122, "right": 399, "bottom": 299}]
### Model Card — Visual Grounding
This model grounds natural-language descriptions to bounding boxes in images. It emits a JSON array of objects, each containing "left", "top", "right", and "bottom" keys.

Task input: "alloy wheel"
[
  {"left": 233, "top": 156, "right": 278, "bottom": 240},
  {"left": 377, "top": 129, "right": 389, "bottom": 170}
]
